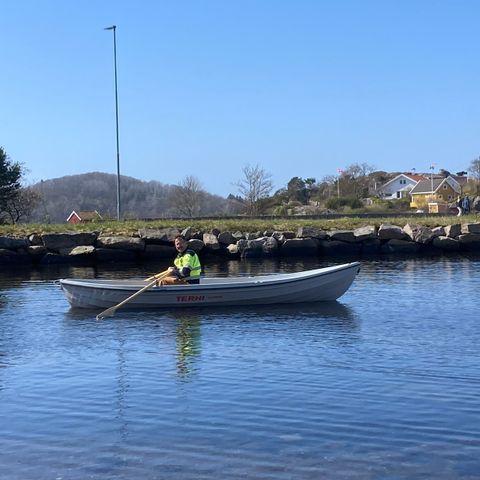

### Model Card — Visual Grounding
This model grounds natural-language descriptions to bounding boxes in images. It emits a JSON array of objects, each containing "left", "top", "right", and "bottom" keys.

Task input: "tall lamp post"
[
  {"left": 105, "top": 25, "right": 121, "bottom": 221},
  {"left": 430, "top": 162, "right": 435, "bottom": 199},
  {"left": 337, "top": 168, "right": 344, "bottom": 198}
]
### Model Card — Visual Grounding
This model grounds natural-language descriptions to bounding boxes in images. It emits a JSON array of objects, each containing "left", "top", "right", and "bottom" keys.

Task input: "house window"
[
  {"left": 443, "top": 184, "right": 447, "bottom": 189},
  {"left": 400, "top": 179, "right": 406, "bottom": 184},
  {"left": 448, "top": 195, "right": 452, "bottom": 200},
  {"left": 438, "top": 194, "right": 443, "bottom": 200}
]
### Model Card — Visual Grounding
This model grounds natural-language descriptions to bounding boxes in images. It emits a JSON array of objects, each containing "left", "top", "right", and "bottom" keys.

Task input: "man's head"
[{"left": 174, "top": 235, "right": 187, "bottom": 253}]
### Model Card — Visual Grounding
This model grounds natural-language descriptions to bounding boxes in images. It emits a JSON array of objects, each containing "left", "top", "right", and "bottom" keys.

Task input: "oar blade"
[
  {"left": 96, "top": 306, "right": 117, "bottom": 320},
  {"left": 95, "top": 273, "right": 168, "bottom": 320}
]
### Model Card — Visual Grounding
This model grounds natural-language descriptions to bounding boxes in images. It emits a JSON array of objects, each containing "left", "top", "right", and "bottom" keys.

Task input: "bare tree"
[
  {"left": 1, "top": 187, "right": 41, "bottom": 224},
  {"left": 175, "top": 175, "right": 205, "bottom": 217},
  {"left": 234, "top": 164, "right": 273, "bottom": 215},
  {"left": 343, "top": 162, "right": 376, "bottom": 197},
  {"left": 468, "top": 157, "right": 480, "bottom": 181}
]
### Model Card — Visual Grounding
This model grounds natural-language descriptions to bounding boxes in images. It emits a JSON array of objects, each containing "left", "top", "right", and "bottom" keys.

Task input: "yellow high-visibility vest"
[{"left": 174, "top": 249, "right": 201, "bottom": 278}]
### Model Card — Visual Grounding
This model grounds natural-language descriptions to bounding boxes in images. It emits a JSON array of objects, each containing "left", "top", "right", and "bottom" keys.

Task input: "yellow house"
[{"left": 409, "top": 176, "right": 461, "bottom": 210}]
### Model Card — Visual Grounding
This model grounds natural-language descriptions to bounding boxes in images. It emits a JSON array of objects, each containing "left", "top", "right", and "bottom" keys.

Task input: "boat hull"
[{"left": 60, "top": 262, "right": 360, "bottom": 309}]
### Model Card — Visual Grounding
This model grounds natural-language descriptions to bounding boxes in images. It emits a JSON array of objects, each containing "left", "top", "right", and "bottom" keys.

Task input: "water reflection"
[
  {"left": 169, "top": 312, "right": 201, "bottom": 379},
  {"left": 61, "top": 300, "right": 358, "bottom": 381},
  {"left": 196, "top": 301, "right": 355, "bottom": 322}
]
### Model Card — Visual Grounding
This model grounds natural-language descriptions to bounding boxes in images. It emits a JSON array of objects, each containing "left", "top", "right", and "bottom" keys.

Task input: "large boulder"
[
  {"left": 381, "top": 239, "right": 420, "bottom": 253},
  {"left": 217, "top": 231, "right": 236, "bottom": 245},
  {"left": 296, "top": 226, "right": 328, "bottom": 240},
  {"left": 239, "top": 238, "right": 267, "bottom": 258},
  {"left": 432, "top": 236, "right": 461, "bottom": 251},
  {"left": 319, "top": 240, "right": 362, "bottom": 256},
  {"left": 0, "top": 236, "right": 28, "bottom": 250},
  {"left": 461, "top": 223, "right": 480, "bottom": 234},
  {"left": 431, "top": 226, "right": 445, "bottom": 238},
  {"left": 328, "top": 230, "right": 356, "bottom": 243},
  {"left": 361, "top": 238, "right": 381, "bottom": 254},
  {"left": 59, "top": 246, "right": 96, "bottom": 257},
  {"left": 96, "top": 236, "right": 145, "bottom": 251},
  {"left": 262, "top": 237, "right": 279, "bottom": 255},
  {"left": 138, "top": 228, "right": 180, "bottom": 244},
  {"left": 226, "top": 243, "right": 240, "bottom": 257},
  {"left": 41, "top": 232, "right": 97, "bottom": 251},
  {"left": 444, "top": 224, "right": 462, "bottom": 238},
  {"left": 280, "top": 231, "right": 296, "bottom": 240},
  {"left": 354, "top": 226, "right": 377, "bottom": 242},
  {"left": 203, "top": 233, "right": 220, "bottom": 250},
  {"left": 28, "top": 234, "right": 42, "bottom": 246},
  {"left": 180, "top": 226, "right": 193, "bottom": 240},
  {"left": 280, "top": 238, "right": 319, "bottom": 256},
  {"left": 232, "top": 231, "right": 245, "bottom": 241},
  {"left": 378, "top": 224, "right": 408, "bottom": 240},
  {"left": 28, "top": 245, "right": 48, "bottom": 257},
  {"left": 39, "top": 253, "right": 73, "bottom": 265},
  {"left": 403, "top": 224, "right": 435, "bottom": 244},
  {"left": 187, "top": 239, "right": 205, "bottom": 253},
  {"left": 458, "top": 233, "right": 480, "bottom": 249},
  {"left": 272, "top": 231, "right": 287, "bottom": 245}
]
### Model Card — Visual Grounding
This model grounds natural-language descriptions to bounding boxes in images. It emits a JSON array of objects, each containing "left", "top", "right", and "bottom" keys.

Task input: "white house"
[{"left": 377, "top": 173, "right": 426, "bottom": 200}]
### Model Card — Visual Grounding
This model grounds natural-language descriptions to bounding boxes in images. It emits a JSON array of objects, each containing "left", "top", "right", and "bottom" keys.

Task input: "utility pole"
[
  {"left": 105, "top": 25, "right": 121, "bottom": 221},
  {"left": 337, "top": 168, "right": 343, "bottom": 198}
]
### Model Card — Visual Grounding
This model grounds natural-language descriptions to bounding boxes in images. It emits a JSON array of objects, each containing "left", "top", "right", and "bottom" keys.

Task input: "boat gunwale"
[{"left": 60, "top": 262, "right": 360, "bottom": 293}]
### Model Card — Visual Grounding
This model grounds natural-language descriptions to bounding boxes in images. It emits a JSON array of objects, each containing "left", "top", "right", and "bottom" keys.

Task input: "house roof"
[
  {"left": 451, "top": 175, "right": 468, "bottom": 187},
  {"left": 410, "top": 176, "right": 461, "bottom": 195},
  {"left": 66, "top": 210, "right": 102, "bottom": 221},
  {"left": 78, "top": 211, "right": 102, "bottom": 220},
  {"left": 378, "top": 173, "right": 427, "bottom": 190},
  {"left": 403, "top": 173, "right": 428, "bottom": 182}
]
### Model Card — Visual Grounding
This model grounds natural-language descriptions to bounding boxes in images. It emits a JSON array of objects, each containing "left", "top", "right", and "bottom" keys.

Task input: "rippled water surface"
[{"left": 1, "top": 256, "right": 479, "bottom": 479}]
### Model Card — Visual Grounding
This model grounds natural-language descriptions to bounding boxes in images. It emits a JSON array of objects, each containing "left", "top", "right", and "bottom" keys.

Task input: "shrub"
[{"left": 326, "top": 196, "right": 363, "bottom": 210}]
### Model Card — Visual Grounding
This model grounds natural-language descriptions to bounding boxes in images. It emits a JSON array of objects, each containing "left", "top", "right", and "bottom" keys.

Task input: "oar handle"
[{"left": 145, "top": 269, "right": 170, "bottom": 282}]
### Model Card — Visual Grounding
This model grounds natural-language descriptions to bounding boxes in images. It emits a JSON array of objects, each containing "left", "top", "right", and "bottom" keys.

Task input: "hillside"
[{"left": 29, "top": 172, "right": 240, "bottom": 223}]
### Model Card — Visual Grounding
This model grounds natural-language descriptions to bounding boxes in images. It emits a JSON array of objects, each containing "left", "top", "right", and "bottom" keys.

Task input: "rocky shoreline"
[{"left": 2, "top": 222, "right": 480, "bottom": 267}]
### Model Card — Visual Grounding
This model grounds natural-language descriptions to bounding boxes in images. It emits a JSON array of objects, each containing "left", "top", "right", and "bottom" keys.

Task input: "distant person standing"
[
  {"left": 463, "top": 195, "right": 471, "bottom": 214},
  {"left": 457, "top": 196, "right": 463, "bottom": 216}
]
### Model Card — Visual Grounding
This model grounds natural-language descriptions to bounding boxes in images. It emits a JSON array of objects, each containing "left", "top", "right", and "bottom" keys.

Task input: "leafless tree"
[
  {"left": 234, "top": 164, "right": 273, "bottom": 215},
  {"left": 468, "top": 157, "right": 480, "bottom": 181},
  {"left": 1, "top": 187, "right": 42, "bottom": 224},
  {"left": 175, "top": 175, "right": 205, "bottom": 217}
]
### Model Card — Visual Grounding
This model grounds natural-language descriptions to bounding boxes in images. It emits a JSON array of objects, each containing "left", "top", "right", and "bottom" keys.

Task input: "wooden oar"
[
  {"left": 96, "top": 271, "right": 170, "bottom": 320},
  {"left": 144, "top": 269, "right": 170, "bottom": 282}
]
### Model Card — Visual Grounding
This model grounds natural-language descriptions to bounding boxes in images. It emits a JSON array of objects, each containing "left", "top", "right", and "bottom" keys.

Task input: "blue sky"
[{"left": 2, "top": 0, "right": 480, "bottom": 197}]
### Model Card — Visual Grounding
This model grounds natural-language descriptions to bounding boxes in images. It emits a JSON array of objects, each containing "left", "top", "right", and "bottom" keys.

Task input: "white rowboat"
[{"left": 59, "top": 262, "right": 360, "bottom": 310}]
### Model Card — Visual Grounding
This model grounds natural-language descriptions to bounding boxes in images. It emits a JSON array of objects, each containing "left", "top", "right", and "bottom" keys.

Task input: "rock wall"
[{"left": 2, "top": 223, "right": 480, "bottom": 267}]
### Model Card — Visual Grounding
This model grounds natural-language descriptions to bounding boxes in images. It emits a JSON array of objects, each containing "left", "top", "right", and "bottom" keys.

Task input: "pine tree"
[{"left": 0, "top": 147, "right": 23, "bottom": 213}]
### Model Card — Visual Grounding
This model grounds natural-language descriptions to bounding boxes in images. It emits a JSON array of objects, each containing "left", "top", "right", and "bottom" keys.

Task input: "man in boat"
[{"left": 158, "top": 235, "right": 202, "bottom": 285}]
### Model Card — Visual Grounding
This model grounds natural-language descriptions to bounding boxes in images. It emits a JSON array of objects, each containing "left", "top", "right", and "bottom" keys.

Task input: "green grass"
[{"left": 1, "top": 214, "right": 479, "bottom": 237}]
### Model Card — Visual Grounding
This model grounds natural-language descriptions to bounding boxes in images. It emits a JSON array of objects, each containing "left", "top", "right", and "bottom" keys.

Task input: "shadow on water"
[{"left": 64, "top": 300, "right": 356, "bottom": 324}]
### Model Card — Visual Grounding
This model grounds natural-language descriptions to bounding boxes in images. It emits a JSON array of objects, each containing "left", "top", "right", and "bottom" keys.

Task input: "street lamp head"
[{"left": 104, "top": 25, "right": 116, "bottom": 30}]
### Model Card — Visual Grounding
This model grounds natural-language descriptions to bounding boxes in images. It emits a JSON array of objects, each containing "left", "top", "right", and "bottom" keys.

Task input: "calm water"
[{"left": 0, "top": 256, "right": 479, "bottom": 480}]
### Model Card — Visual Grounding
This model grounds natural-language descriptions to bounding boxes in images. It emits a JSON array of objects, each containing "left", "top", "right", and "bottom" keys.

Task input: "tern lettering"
[{"left": 176, "top": 295, "right": 205, "bottom": 302}]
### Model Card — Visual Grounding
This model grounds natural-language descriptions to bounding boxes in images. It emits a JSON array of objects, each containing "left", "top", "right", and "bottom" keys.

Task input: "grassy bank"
[{"left": 1, "top": 214, "right": 479, "bottom": 236}]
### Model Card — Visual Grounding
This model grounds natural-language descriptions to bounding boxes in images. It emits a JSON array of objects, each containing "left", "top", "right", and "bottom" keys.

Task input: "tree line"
[{"left": 2, "top": 145, "right": 480, "bottom": 224}]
